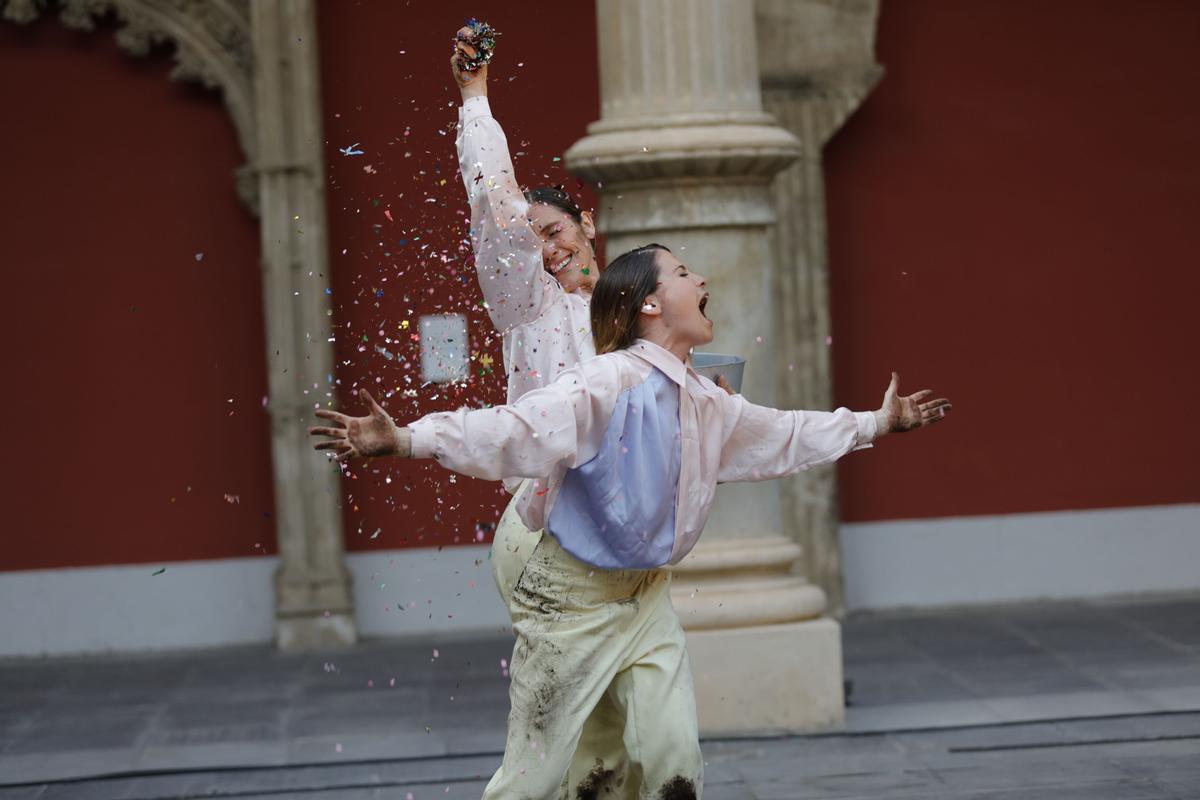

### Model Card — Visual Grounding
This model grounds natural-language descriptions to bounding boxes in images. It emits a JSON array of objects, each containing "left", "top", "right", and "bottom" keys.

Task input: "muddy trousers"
[
  {"left": 489, "top": 496, "right": 637, "bottom": 799},
  {"left": 484, "top": 516, "right": 703, "bottom": 800}
]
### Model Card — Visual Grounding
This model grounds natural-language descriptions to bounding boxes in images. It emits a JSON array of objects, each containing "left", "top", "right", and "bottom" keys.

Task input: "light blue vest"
[{"left": 546, "top": 368, "right": 682, "bottom": 569}]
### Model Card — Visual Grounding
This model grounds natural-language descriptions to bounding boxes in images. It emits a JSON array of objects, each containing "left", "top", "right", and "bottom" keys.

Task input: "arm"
[
  {"left": 715, "top": 372, "right": 951, "bottom": 483},
  {"left": 715, "top": 394, "right": 879, "bottom": 483},
  {"left": 452, "top": 31, "right": 554, "bottom": 333},
  {"left": 311, "top": 358, "right": 624, "bottom": 481},
  {"left": 407, "top": 370, "right": 596, "bottom": 481}
]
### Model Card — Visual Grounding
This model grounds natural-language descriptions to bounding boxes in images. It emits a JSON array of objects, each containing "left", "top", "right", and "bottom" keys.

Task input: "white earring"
[{"left": 642, "top": 304, "right": 654, "bottom": 312}]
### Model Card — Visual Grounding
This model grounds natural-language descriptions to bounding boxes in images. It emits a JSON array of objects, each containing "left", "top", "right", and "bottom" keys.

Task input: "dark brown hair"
[
  {"left": 523, "top": 186, "right": 594, "bottom": 240},
  {"left": 590, "top": 244, "right": 671, "bottom": 354}
]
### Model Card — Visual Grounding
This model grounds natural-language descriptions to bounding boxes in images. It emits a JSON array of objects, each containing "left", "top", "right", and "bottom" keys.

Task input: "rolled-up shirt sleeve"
[
  {"left": 408, "top": 357, "right": 622, "bottom": 482},
  {"left": 715, "top": 393, "right": 877, "bottom": 483},
  {"left": 456, "top": 96, "right": 553, "bottom": 332}
]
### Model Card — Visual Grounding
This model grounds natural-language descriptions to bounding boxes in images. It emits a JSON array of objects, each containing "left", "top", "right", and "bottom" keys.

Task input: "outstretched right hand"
[
  {"left": 450, "top": 26, "right": 488, "bottom": 98},
  {"left": 309, "top": 389, "right": 410, "bottom": 462}
]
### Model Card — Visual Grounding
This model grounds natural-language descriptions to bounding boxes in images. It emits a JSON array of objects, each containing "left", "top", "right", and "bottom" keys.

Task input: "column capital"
[{"left": 565, "top": 121, "right": 800, "bottom": 186}]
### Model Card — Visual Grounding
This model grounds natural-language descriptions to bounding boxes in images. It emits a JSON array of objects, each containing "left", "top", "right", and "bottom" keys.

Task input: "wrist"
[
  {"left": 873, "top": 409, "right": 890, "bottom": 438},
  {"left": 393, "top": 425, "right": 413, "bottom": 458},
  {"left": 459, "top": 82, "right": 487, "bottom": 101}
]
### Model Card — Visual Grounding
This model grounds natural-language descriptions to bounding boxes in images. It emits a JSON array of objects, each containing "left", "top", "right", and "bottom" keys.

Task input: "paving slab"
[{"left": 1, "top": 595, "right": 1198, "bottom": 796}]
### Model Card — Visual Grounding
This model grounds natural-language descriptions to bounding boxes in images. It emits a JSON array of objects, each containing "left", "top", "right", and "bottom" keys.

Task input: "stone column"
[
  {"left": 756, "top": 0, "right": 882, "bottom": 614},
  {"left": 567, "top": 0, "right": 840, "bottom": 732},
  {"left": 251, "top": 0, "right": 356, "bottom": 649}
]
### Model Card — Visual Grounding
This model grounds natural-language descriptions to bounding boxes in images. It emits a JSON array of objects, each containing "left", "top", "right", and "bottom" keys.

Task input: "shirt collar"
[{"left": 628, "top": 339, "right": 688, "bottom": 387}]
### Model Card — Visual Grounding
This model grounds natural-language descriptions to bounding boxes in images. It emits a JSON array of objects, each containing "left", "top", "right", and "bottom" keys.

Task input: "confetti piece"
[
  {"left": 151, "top": 567, "right": 166, "bottom": 576},
  {"left": 194, "top": 252, "right": 204, "bottom": 261},
  {"left": 339, "top": 143, "right": 364, "bottom": 156}
]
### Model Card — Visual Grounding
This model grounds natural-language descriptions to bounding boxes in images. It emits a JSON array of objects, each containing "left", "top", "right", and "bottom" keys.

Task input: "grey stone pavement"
[{"left": 1, "top": 594, "right": 1198, "bottom": 799}]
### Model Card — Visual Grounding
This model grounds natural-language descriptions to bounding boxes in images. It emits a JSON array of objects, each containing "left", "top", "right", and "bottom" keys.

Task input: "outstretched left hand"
[{"left": 878, "top": 372, "right": 951, "bottom": 434}]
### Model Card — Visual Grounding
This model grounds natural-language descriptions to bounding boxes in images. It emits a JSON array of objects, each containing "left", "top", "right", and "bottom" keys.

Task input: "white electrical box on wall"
[{"left": 419, "top": 314, "right": 469, "bottom": 383}]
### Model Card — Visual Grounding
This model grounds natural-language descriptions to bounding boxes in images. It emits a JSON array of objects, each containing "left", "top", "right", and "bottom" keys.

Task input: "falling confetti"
[{"left": 339, "top": 143, "right": 364, "bottom": 156}]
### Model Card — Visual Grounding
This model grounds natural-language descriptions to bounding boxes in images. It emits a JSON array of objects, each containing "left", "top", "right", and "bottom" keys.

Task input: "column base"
[
  {"left": 686, "top": 617, "right": 844, "bottom": 734},
  {"left": 275, "top": 611, "right": 356, "bottom": 651}
]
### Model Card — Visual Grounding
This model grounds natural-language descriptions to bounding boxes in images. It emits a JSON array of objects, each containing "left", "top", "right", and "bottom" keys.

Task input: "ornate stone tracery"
[
  {"left": 3, "top": 0, "right": 258, "bottom": 209},
  {"left": 3, "top": 0, "right": 355, "bottom": 650}
]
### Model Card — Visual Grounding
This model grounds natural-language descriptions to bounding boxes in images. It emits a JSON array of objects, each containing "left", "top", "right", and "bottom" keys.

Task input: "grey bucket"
[{"left": 691, "top": 352, "right": 746, "bottom": 393}]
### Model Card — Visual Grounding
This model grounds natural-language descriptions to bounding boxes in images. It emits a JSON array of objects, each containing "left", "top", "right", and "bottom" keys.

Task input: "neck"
[{"left": 642, "top": 329, "right": 692, "bottom": 363}]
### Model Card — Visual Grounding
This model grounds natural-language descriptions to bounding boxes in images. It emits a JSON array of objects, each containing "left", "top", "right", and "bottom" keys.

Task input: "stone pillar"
[
  {"left": 756, "top": 0, "right": 882, "bottom": 614},
  {"left": 251, "top": 0, "right": 356, "bottom": 649},
  {"left": 567, "top": 0, "right": 840, "bottom": 733}
]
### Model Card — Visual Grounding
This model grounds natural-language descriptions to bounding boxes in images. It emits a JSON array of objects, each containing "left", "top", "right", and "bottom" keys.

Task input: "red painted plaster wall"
[
  {"left": 826, "top": 0, "right": 1200, "bottom": 522},
  {"left": 316, "top": 1, "right": 600, "bottom": 552},
  {"left": 0, "top": 18, "right": 276, "bottom": 570}
]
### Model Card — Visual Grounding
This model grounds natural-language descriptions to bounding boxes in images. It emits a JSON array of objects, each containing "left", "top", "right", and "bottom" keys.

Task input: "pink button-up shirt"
[
  {"left": 409, "top": 340, "right": 877, "bottom": 567},
  {"left": 457, "top": 96, "right": 595, "bottom": 405}
]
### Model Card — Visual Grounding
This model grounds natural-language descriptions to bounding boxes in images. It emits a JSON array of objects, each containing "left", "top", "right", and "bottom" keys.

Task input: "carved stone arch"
[
  {"left": 2, "top": 0, "right": 259, "bottom": 210},
  {"left": 3, "top": 0, "right": 356, "bottom": 650}
]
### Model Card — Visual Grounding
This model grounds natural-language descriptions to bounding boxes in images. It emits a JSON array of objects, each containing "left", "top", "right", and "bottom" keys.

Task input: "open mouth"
[
  {"left": 548, "top": 253, "right": 573, "bottom": 275},
  {"left": 699, "top": 293, "right": 710, "bottom": 319}
]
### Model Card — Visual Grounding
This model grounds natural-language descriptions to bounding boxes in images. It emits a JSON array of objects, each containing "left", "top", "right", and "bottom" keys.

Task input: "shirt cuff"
[
  {"left": 408, "top": 419, "right": 437, "bottom": 460},
  {"left": 458, "top": 95, "right": 492, "bottom": 125},
  {"left": 852, "top": 410, "right": 878, "bottom": 450}
]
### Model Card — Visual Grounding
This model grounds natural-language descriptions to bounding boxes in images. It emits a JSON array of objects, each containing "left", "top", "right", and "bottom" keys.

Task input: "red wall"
[
  {"left": 13, "top": 0, "right": 1185, "bottom": 574},
  {"left": 826, "top": 0, "right": 1200, "bottom": 522},
  {"left": 316, "top": 2, "right": 599, "bottom": 552},
  {"left": 0, "top": 18, "right": 276, "bottom": 570}
]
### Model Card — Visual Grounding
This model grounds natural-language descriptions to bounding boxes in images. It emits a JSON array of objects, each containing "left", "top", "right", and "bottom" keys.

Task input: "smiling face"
[
  {"left": 527, "top": 202, "right": 598, "bottom": 293},
  {"left": 643, "top": 250, "right": 713, "bottom": 351}
]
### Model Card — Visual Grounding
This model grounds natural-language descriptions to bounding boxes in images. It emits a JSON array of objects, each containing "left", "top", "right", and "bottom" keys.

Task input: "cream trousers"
[{"left": 485, "top": 491, "right": 703, "bottom": 799}]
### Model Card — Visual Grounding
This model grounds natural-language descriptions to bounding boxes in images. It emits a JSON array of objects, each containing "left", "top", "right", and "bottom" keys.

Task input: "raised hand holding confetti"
[{"left": 454, "top": 18, "right": 500, "bottom": 71}]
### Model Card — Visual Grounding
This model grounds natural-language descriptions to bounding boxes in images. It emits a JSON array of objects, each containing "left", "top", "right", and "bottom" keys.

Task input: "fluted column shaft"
[
  {"left": 252, "top": 0, "right": 355, "bottom": 650},
  {"left": 568, "top": 0, "right": 841, "bottom": 732}
]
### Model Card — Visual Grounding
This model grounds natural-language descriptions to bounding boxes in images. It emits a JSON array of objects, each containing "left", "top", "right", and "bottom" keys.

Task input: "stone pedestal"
[
  {"left": 567, "top": 0, "right": 844, "bottom": 732},
  {"left": 688, "top": 619, "right": 844, "bottom": 733}
]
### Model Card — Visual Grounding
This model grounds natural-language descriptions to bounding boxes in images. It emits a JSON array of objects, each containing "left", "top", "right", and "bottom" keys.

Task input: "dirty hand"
[
  {"left": 309, "top": 389, "right": 411, "bottom": 462},
  {"left": 450, "top": 26, "right": 488, "bottom": 98},
  {"left": 875, "top": 372, "right": 951, "bottom": 435}
]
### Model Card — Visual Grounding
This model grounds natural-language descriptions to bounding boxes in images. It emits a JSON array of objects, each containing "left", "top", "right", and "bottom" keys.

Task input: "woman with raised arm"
[
  {"left": 311, "top": 243, "right": 951, "bottom": 798},
  {"left": 448, "top": 23, "right": 634, "bottom": 796}
]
